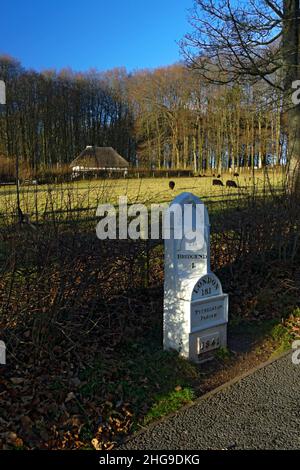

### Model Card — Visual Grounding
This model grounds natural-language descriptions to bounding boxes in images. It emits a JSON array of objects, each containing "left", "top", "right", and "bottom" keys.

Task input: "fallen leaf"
[
  {"left": 65, "top": 392, "right": 76, "bottom": 403},
  {"left": 10, "top": 377, "right": 24, "bottom": 385},
  {"left": 91, "top": 438, "right": 101, "bottom": 450}
]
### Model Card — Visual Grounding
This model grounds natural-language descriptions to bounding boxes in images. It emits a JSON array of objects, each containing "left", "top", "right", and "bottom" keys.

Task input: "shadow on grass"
[
  {"left": 76, "top": 305, "right": 299, "bottom": 441},
  {"left": 78, "top": 325, "right": 200, "bottom": 433},
  {"left": 0, "top": 190, "right": 299, "bottom": 448}
]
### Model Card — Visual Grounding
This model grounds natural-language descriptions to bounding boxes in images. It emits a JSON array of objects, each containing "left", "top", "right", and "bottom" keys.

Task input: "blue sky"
[{"left": 1, "top": 0, "right": 193, "bottom": 72}]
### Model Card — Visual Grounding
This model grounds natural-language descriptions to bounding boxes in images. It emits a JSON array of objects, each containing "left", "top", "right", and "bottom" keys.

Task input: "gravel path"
[{"left": 121, "top": 352, "right": 300, "bottom": 450}]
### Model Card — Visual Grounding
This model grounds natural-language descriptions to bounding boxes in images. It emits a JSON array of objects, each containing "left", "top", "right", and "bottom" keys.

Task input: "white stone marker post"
[
  {"left": 163, "top": 192, "right": 228, "bottom": 362},
  {"left": 0, "top": 80, "right": 6, "bottom": 105}
]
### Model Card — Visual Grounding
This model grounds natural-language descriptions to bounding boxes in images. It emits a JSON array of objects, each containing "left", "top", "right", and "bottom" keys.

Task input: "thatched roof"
[{"left": 70, "top": 146, "right": 129, "bottom": 169}]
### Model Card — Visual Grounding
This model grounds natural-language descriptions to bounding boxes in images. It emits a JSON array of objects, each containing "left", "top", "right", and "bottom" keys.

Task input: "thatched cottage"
[{"left": 70, "top": 146, "right": 129, "bottom": 177}]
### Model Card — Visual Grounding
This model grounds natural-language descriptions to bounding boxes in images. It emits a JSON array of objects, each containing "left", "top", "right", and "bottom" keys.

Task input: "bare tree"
[
  {"left": 181, "top": 0, "right": 300, "bottom": 192},
  {"left": 0, "top": 54, "right": 286, "bottom": 175}
]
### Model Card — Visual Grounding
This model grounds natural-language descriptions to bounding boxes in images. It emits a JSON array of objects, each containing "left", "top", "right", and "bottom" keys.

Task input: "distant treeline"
[{"left": 0, "top": 55, "right": 285, "bottom": 174}]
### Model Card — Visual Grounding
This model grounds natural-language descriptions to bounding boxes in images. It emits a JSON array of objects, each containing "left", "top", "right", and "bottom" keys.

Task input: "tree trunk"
[
  {"left": 283, "top": 0, "right": 300, "bottom": 193},
  {"left": 286, "top": 106, "right": 300, "bottom": 191}
]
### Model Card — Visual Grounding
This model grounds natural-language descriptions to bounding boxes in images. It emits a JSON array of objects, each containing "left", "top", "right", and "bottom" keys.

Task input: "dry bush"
[
  {"left": 1, "top": 187, "right": 299, "bottom": 363},
  {"left": 33, "top": 164, "right": 72, "bottom": 183},
  {"left": 0, "top": 156, "right": 72, "bottom": 184},
  {"left": 0, "top": 184, "right": 299, "bottom": 450},
  {"left": 0, "top": 155, "right": 16, "bottom": 181}
]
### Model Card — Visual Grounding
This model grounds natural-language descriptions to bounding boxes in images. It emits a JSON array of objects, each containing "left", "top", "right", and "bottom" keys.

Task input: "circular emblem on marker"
[{"left": 192, "top": 273, "right": 221, "bottom": 298}]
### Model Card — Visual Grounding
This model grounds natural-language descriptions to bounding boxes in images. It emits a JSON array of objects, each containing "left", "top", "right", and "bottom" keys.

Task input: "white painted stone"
[
  {"left": 0, "top": 80, "right": 5, "bottom": 105},
  {"left": 0, "top": 340, "right": 6, "bottom": 365},
  {"left": 189, "top": 324, "right": 227, "bottom": 363},
  {"left": 164, "top": 192, "right": 210, "bottom": 287},
  {"left": 191, "top": 272, "right": 228, "bottom": 331},
  {"left": 163, "top": 192, "right": 228, "bottom": 362}
]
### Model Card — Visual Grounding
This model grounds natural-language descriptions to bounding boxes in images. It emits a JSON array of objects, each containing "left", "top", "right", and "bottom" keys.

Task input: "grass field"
[
  {"left": 0, "top": 169, "right": 285, "bottom": 218},
  {"left": 1, "top": 166, "right": 299, "bottom": 450}
]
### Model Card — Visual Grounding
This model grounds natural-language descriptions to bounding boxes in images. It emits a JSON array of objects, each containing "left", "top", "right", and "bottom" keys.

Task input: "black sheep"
[{"left": 213, "top": 179, "right": 224, "bottom": 186}]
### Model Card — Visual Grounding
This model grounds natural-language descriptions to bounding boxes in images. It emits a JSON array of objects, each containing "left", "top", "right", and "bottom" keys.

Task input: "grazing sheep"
[
  {"left": 169, "top": 180, "right": 175, "bottom": 190},
  {"left": 213, "top": 179, "right": 224, "bottom": 186},
  {"left": 226, "top": 180, "right": 238, "bottom": 188}
]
